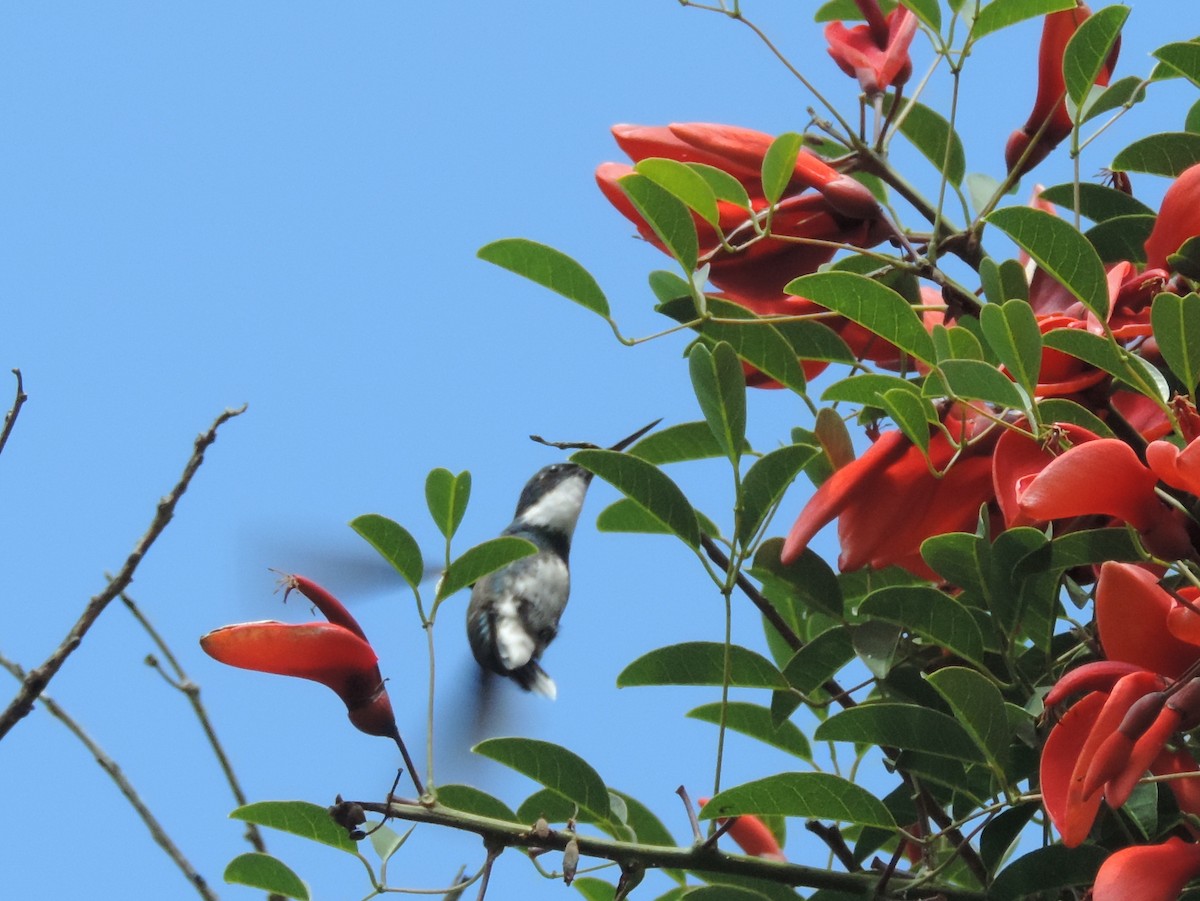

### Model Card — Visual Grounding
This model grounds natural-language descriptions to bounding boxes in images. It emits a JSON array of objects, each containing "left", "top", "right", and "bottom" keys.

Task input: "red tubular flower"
[
  {"left": 781, "top": 407, "right": 996, "bottom": 578},
  {"left": 698, "top": 797, "right": 786, "bottom": 861},
  {"left": 1092, "top": 837, "right": 1200, "bottom": 901},
  {"left": 200, "top": 574, "right": 401, "bottom": 742},
  {"left": 824, "top": 2, "right": 918, "bottom": 96},
  {"left": 1148, "top": 435, "right": 1200, "bottom": 497},
  {"left": 1005, "top": 4, "right": 1119, "bottom": 177},
  {"left": 1144, "top": 163, "right": 1200, "bottom": 272}
]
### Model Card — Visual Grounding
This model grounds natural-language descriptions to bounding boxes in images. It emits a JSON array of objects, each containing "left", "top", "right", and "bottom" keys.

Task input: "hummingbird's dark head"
[{"left": 512, "top": 462, "right": 592, "bottom": 533}]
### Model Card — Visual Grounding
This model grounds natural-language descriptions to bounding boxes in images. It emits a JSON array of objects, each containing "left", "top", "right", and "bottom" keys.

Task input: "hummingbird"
[{"left": 465, "top": 419, "right": 660, "bottom": 698}]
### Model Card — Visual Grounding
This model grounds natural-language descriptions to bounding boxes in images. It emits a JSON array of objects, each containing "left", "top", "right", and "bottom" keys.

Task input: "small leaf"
[
  {"left": 750, "top": 539, "right": 844, "bottom": 620},
  {"left": 785, "top": 272, "right": 935, "bottom": 365},
  {"left": 701, "top": 773, "right": 895, "bottom": 829},
  {"left": 689, "top": 342, "right": 746, "bottom": 465},
  {"left": 1112, "top": 132, "right": 1200, "bottom": 177},
  {"left": 1062, "top": 5, "right": 1128, "bottom": 112},
  {"left": 1152, "top": 292, "right": 1200, "bottom": 393},
  {"left": 981, "top": 802, "right": 1039, "bottom": 873},
  {"left": 879, "top": 388, "right": 933, "bottom": 453},
  {"left": 980, "top": 299, "right": 1042, "bottom": 395},
  {"left": 821, "top": 373, "right": 922, "bottom": 406},
  {"left": 437, "top": 536, "right": 537, "bottom": 601},
  {"left": 611, "top": 789, "right": 681, "bottom": 849},
  {"left": 231, "top": 801, "right": 357, "bottom": 853},
  {"left": 937, "top": 359, "right": 1028, "bottom": 410},
  {"left": 1188, "top": 98, "right": 1200, "bottom": 135},
  {"left": 573, "top": 877, "right": 617, "bottom": 901},
  {"left": 688, "top": 162, "right": 752, "bottom": 210},
  {"left": 887, "top": 94, "right": 966, "bottom": 184},
  {"left": 1041, "top": 327, "right": 1140, "bottom": 388},
  {"left": 990, "top": 845, "right": 1108, "bottom": 901},
  {"left": 350, "top": 514, "right": 424, "bottom": 590},
  {"left": 1085, "top": 213, "right": 1155, "bottom": 265},
  {"left": 474, "top": 737, "right": 612, "bottom": 823},
  {"left": 1038, "top": 181, "right": 1155, "bottom": 221},
  {"left": 627, "top": 420, "right": 736, "bottom": 464},
  {"left": 635, "top": 158, "right": 720, "bottom": 227},
  {"left": 367, "top": 823, "right": 412, "bottom": 865},
  {"left": 1153, "top": 41, "right": 1200, "bottom": 88},
  {"left": 1034, "top": 398, "right": 1115, "bottom": 437},
  {"left": 761, "top": 132, "right": 803, "bottom": 205},
  {"left": 425, "top": 468, "right": 471, "bottom": 540},
  {"left": 224, "top": 853, "right": 309, "bottom": 901},
  {"left": 815, "top": 703, "right": 984, "bottom": 760},
  {"left": 435, "top": 784, "right": 518, "bottom": 823},
  {"left": 572, "top": 449, "right": 700, "bottom": 549},
  {"left": 858, "top": 585, "right": 987, "bottom": 666},
  {"left": 478, "top": 238, "right": 610, "bottom": 318},
  {"left": 986, "top": 207, "right": 1109, "bottom": 320},
  {"left": 596, "top": 498, "right": 720, "bottom": 539},
  {"left": 901, "top": 0, "right": 941, "bottom": 32},
  {"left": 619, "top": 172, "right": 699, "bottom": 271},
  {"left": 687, "top": 702, "right": 813, "bottom": 760},
  {"left": 970, "top": 0, "right": 1075, "bottom": 40},
  {"left": 736, "top": 444, "right": 819, "bottom": 546},
  {"left": 1080, "top": 74, "right": 1147, "bottom": 123},
  {"left": 926, "top": 666, "right": 1012, "bottom": 773},
  {"left": 617, "top": 642, "right": 787, "bottom": 689}
]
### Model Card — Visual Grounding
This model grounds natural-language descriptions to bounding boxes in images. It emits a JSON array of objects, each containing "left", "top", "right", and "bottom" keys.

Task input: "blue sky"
[{"left": 0, "top": 3, "right": 1190, "bottom": 899}]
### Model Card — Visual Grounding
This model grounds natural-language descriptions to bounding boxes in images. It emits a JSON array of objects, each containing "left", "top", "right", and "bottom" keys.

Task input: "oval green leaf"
[
  {"left": 636, "top": 158, "right": 721, "bottom": 227},
  {"left": 224, "top": 852, "right": 309, "bottom": 901},
  {"left": 926, "top": 666, "right": 1012, "bottom": 772},
  {"left": 572, "top": 449, "right": 700, "bottom": 549},
  {"left": 689, "top": 342, "right": 746, "bottom": 465},
  {"left": 1038, "top": 181, "right": 1154, "bottom": 221},
  {"left": 1062, "top": 5, "right": 1127, "bottom": 111},
  {"left": 701, "top": 772, "right": 895, "bottom": 829},
  {"left": 1112, "top": 131, "right": 1200, "bottom": 177},
  {"left": 1152, "top": 291, "right": 1200, "bottom": 393},
  {"left": 858, "top": 585, "right": 987, "bottom": 666},
  {"left": 970, "top": 0, "right": 1075, "bottom": 40},
  {"left": 350, "top": 514, "right": 424, "bottom": 590},
  {"left": 736, "top": 443, "right": 818, "bottom": 546},
  {"left": 231, "top": 800, "right": 357, "bottom": 853},
  {"left": 478, "top": 238, "right": 610, "bottom": 318},
  {"left": 761, "top": 132, "right": 803, "bottom": 205},
  {"left": 425, "top": 468, "right": 471, "bottom": 540},
  {"left": 980, "top": 299, "right": 1042, "bottom": 395},
  {"left": 435, "top": 784, "right": 518, "bottom": 823},
  {"left": 617, "top": 641, "right": 787, "bottom": 689},
  {"left": 687, "top": 701, "right": 812, "bottom": 760},
  {"left": 437, "top": 535, "right": 537, "bottom": 601},
  {"left": 473, "top": 737, "right": 612, "bottom": 823},
  {"left": 619, "top": 172, "right": 699, "bottom": 272},
  {"left": 814, "top": 703, "right": 984, "bottom": 761}
]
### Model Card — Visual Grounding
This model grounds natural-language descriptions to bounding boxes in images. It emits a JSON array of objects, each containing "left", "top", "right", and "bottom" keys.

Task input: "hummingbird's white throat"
[{"left": 516, "top": 472, "right": 589, "bottom": 533}]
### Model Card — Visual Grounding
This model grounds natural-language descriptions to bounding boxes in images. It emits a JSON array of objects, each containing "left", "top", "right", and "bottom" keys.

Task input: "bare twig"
[
  {"left": 0, "top": 652, "right": 218, "bottom": 900},
  {"left": 122, "top": 591, "right": 268, "bottom": 855},
  {"left": 530, "top": 418, "right": 662, "bottom": 453},
  {"left": 0, "top": 405, "right": 246, "bottom": 742},
  {"left": 806, "top": 820, "right": 860, "bottom": 873},
  {"left": 0, "top": 368, "right": 28, "bottom": 458}
]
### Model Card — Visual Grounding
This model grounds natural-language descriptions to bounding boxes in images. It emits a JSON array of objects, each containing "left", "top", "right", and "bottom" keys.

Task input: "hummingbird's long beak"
[{"left": 607, "top": 418, "right": 663, "bottom": 452}]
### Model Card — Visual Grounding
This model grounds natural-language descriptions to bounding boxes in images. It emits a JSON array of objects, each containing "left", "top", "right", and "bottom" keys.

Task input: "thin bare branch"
[
  {"left": 0, "top": 405, "right": 247, "bottom": 742},
  {"left": 0, "top": 368, "right": 28, "bottom": 458},
  {"left": 0, "top": 652, "right": 219, "bottom": 900}
]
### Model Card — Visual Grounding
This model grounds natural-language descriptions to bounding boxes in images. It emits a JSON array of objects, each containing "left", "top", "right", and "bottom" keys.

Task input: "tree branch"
[
  {"left": 0, "top": 652, "right": 218, "bottom": 900},
  {"left": 0, "top": 405, "right": 246, "bottom": 742},
  {"left": 359, "top": 798, "right": 987, "bottom": 901},
  {"left": 0, "top": 368, "right": 27, "bottom": 458}
]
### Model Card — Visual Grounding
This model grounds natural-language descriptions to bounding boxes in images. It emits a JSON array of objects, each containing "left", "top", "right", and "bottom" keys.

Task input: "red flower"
[
  {"left": 1005, "top": 4, "right": 1120, "bottom": 177},
  {"left": 781, "top": 407, "right": 996, "bottom": 578},
  {"left": 201, "top": 574, "right": 402, "bottom": 743},
  {"left": 1144, "top": 162, "right": 1200, "bottom": 272},
  {"left": 1148, "top": 434, "right": 1200, "bottom": 497},
  {"left": 824, "top": 2, "right": 918, "bottom": 96},
  {"left": 698, "top": 797, "right": 785, "bottom": 861},
  {"left": 1040, "top": 563, "right": 1200, "bottom": 845},
  {"left": 1092, "top": 837, "right": 1200, "bottom": 901}
]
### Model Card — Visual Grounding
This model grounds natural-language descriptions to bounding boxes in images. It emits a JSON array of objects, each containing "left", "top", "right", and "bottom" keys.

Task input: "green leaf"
[
  {"left": 437, "top": 536, "right": 537, "bottom": 601},
  {"left": 750, "top": 539, "right": 845, "bottom": 620},
  {"left": 635, "top": 158, "right": 720, "bottom": 227},
  {"left": 573, "top": 877, "right": 617, "bottom": 901},
  {"left": 814, "top": 703, "right": 984, "bottom": 760},
  {"left": 350, "top": 514, "right": 424, "bottom": 590},
  {"left": 887, "top": 95, "right": 966, "bottom": 184},
  {"left": 231, "top": 801, "right": 357, "bottom": 853},
  {"left": 627, "top": 421, "right": 736, "bottom": 464},
  {"left": 572, "top": 449, "right": 700, "bottom": 549},
  {"left": 596, "top": 498, "right": 720, "bottom": 540},
  {"left": 618, "top": 641, "right": 787, "bottom": 689},
  {"left": 1188, "top": 98, "right": 1200, "bottom": 134},
  {"left": 857, "top": 585, "right": 987, "bottom": 667},
  {"left": 425, "top": 468, "right": 471, "bottom": 540},
  {"left": 1034, "top": 398, "right": 1115, "bottom": 437},
  {"left": 966, "top": 171, "right": 1005, "bottom": 217},
  {"left": 990, "top": 845, "right": 1108, "bottom": 901},
  {"left": 736, "top": 444, "right": 818, "bottom": 546},
  {"left": 1080, "top": 74, "right": 1147, "bottom": 124},
  {"left": 656, "top": 296, "right": 810, "bottom": 394},
  {"left": 1036, "top": 181, "right": 1156, "bottom": 220},
  {"left": 689, "top": 162, "right": 752, "bottom": 211},
  {"left": 1112, "top": 132, "right": 1200, "bottom": 177},
  {"left": 998, "top": 258, "right": 1030, "bottom": 302},
  {"left": 689, "top": 343, "right": 746, "bottom": 465},
  {"left": 435, "top": 784, "right": 519, "bottom": 823},
  {"left": 1063, "top": 5, "right": 1128, "bottom": 111},
  {"left": 970, "top": 0, "right": 1075, "bottom": 40},
  {"left": 1152, "top": 292, "right": 1200, "bottom": 393},
  {"left": 980, "top": 802, "right": 1038, "bottom": 872},
  {"left": 474, "top": 737, "right": 612, "bottom": 823},
  {"left": 981, "top": 299, "right": 1042, "bottom": 395},
  {"left": 619, "top": 173, "right": 699, "bottom": 271},
  {"left": 901, "top": 0, "right": 941, "bottom": 32},
  {"left": 936, "top": 359, "right": 1028, "bottom": 411},
  {"left": 785, "top": 272, "right": 935, "bottom": 365},
  {"left": 1019, "top": 527, "right": 1143, "bottom": 573},
  {"left": 367, "top": 823, "right": 412, "bottom": 865},
  {"left": 701, "top": 773, "right": 895, "bottom": 829},
  {"left": 761, "top": 132, "right": 803, "bottom": 205},
  {"left": 821, "top": 373, "right": 922, "bottom": 406},
  {"left": 224, "top": 853, "right": 309, "bottom": 901},
  {"left": 926, "top": 666, "right": 1012, "bottom": 773},
  {"left": 986, "top": 207, "right": 1109, "bottom": 320},
  {"left": 1085, "top": 213, "right": 1155, "bottom": 265},
  {"left": 611, "top": 789, "right": 682, "bottom": 849},
  {"left": 879, "top": 388, "right": 933, "bottom": 453},
  {"left": 478, "top": 238, "right": 610, "bottom": 318},
  {"left": 1041, "top": 327, "right": 1139, "bottom": 388},
  {"left": 1154, "top": 40, "right": 1200, "bottom": 88},
  {"left": 780, "top": 627, "right": 856, "bottom": 696},
  {"left": 687, "top": 702, "right": 812, "bottom": 760}
]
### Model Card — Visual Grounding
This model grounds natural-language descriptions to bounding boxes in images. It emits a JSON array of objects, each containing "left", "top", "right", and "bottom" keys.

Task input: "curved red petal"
[
  {"left": 1093, "top": 837, "right": 1200, "bottom": 901},
  {"left": 1016, "top": 439, "right": 1160, "bottom": 530},
  {"left": 1097, "top": 562, "right": 1200, "bottom": 677},
  {"left": 1041, "top": 691, "right": 1106, "bottom": 845}
]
